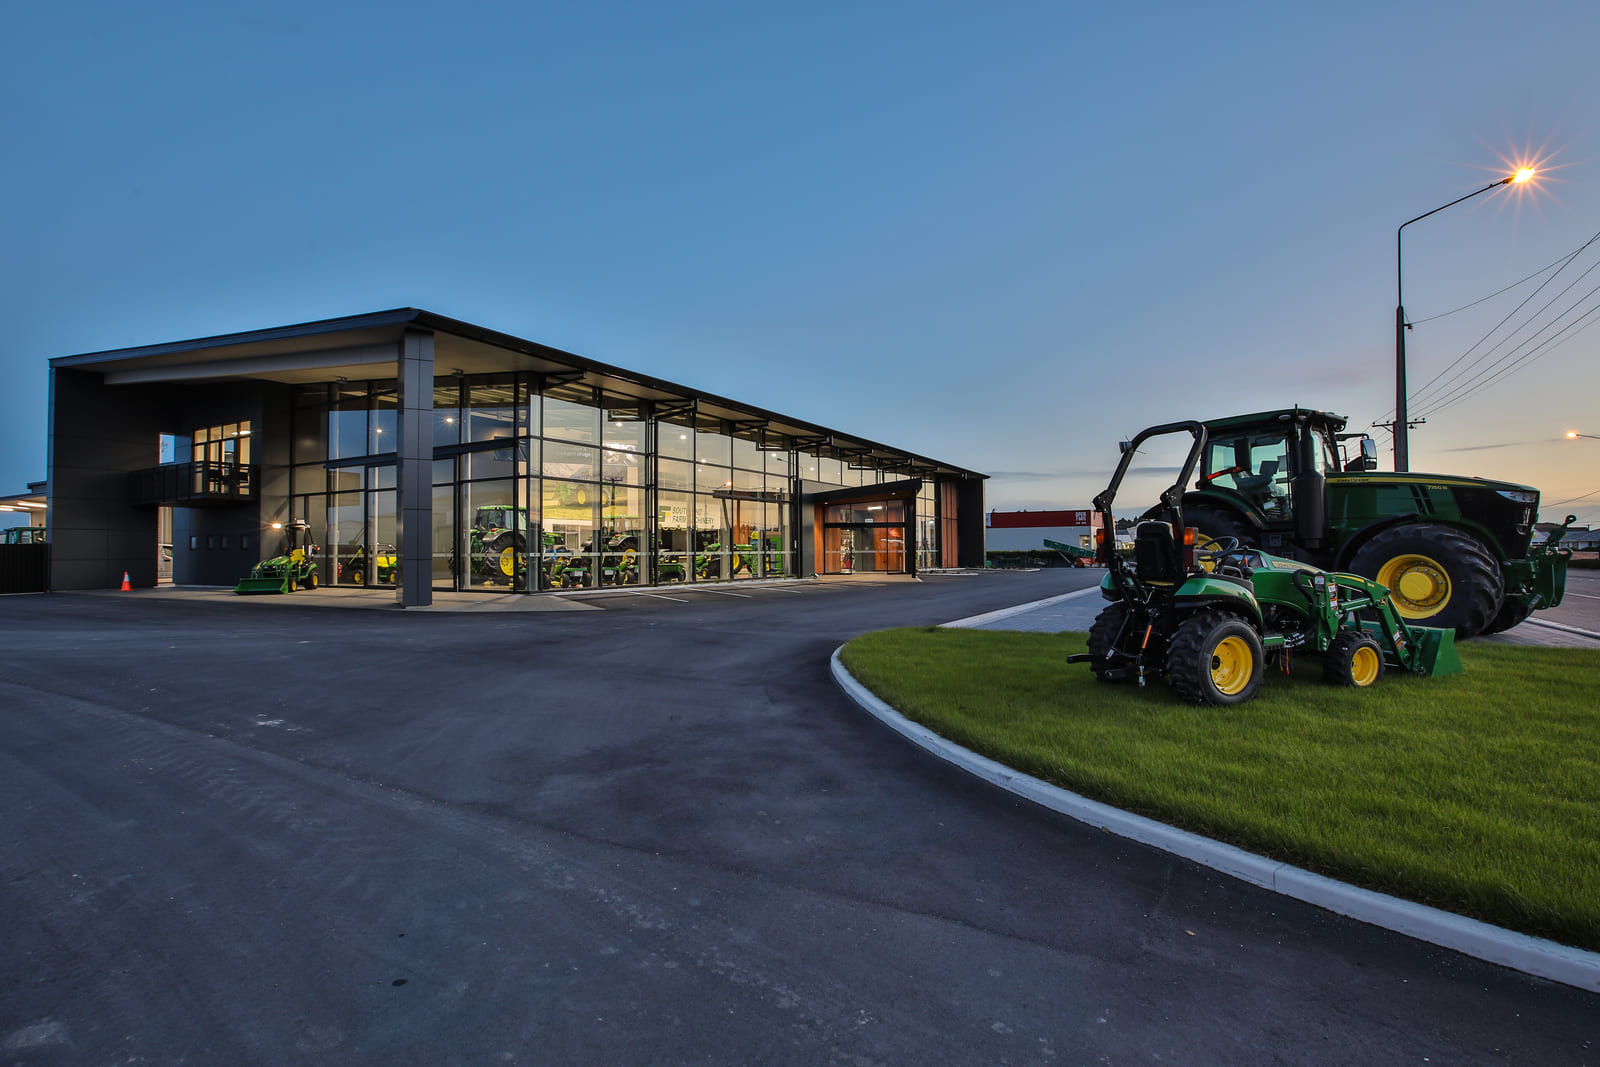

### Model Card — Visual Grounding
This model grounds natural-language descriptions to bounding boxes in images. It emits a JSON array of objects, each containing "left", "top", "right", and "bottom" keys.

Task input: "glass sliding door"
[{"left": 822, "top": 499, "right": 907, "bottom": 574}]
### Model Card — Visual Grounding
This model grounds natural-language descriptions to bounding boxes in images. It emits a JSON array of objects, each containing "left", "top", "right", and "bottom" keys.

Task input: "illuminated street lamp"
[
  {"left": 1393, "top": 167, "right": 1536, "bottom": 472},
  {"left": 1566, "top": 431, "right": 1600, "bottom": 441}
]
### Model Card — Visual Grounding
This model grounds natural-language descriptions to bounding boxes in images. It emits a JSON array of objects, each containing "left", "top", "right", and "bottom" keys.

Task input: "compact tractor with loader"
[
  {"left": 234, "top": 519, "right": 322, "bottom": 594},
  {"left": 1068, "top": 421, "right": 1470, "bottom": 706},
  {"left": 1165, "top": 408, "right": 1569, "bottom": 636}
]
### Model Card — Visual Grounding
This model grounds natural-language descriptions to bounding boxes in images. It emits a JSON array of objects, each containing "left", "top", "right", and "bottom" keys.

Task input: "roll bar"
[{"left": 1091, "top": 420, "right": 1208, "bottom": 561}]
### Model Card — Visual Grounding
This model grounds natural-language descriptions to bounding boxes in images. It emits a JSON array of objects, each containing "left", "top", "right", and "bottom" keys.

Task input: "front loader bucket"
[
  {"left": 234, "top": 576, "right": 290, "bottom": 595},
  {"left": 1404, "top": 625, "right": 1464, "bottom": 677}
]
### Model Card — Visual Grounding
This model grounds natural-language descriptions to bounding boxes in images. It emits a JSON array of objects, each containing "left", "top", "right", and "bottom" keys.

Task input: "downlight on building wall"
[{"left": 47, "top": 309, "right": 987, "bottom": 605}]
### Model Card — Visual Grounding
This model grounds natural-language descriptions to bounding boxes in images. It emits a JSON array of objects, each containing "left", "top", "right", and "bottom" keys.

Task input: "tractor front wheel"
[
  {"left": 1347, "top": 525, "right": 1503, "bottom": 636},
  {"left": 1323, "top": 631, "right": 1383, "bottom": 687},
  {"left": 1086, "top": 602, "right": 1132, "bottom": 683},
  {"left": 1167, "top": 611, "right": 1263, "bottom": 706}
]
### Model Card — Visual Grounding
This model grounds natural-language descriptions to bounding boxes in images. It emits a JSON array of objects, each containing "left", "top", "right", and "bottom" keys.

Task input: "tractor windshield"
[{"left": 1201, "top": 430, "right": 1294, "bottom": 520}]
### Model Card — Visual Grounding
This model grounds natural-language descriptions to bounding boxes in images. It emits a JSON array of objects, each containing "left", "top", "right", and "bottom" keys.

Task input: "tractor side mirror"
[{"left": 1345, "top": 437, "right": 1378, "bottom": 472}]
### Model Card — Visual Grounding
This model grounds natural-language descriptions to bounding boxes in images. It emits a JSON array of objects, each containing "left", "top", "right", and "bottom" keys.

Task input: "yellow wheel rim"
[
  {"left": 1210, "top": 635, "right": 1254, "bottom": 696},
  {"left": 498, "top": 547, "right": 517, "bottom": 576},
  {"left": 1376, "top": 553, "right": 1451, "bottom": 619},
  {"left": 1350, "top": 644, "right": 1381, "bottom": 686}
]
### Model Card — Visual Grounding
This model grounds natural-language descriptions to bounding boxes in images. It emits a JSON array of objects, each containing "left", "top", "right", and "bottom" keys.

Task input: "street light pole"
[{"left": 1393, "top": 168, "right": 1534, "bottom": 472}]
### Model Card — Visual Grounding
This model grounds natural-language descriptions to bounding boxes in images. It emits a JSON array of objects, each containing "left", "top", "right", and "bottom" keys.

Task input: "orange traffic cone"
[{"left": 120, "top": 571, "right": 131, "bottom": 591}]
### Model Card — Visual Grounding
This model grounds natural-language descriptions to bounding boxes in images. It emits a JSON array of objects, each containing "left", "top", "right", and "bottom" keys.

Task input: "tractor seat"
[
  {"left": 1234, "top": 460, "right": 1279, "bottom": 497},
  {"left": 1134, "top": 521, "right": 1184, "bottom": 584}
]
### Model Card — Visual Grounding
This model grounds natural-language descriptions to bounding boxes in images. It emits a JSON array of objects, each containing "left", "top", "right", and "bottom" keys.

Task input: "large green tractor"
[
  {"left": 469, "top": 505, "right": 531, "bottom": 585},
  {"left": 1072, "top": 421, "right": 1463, "bottom": 705},
  {"left": 1164, "top": 408, "right": 1570, "bottom": 636}
]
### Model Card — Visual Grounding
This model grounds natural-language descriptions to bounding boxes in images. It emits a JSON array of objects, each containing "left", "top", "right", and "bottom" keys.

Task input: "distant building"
[
  {"left": 0, "top": 480, "right": 47, "bottom": 531},
  {"left": 1535, "top": 523, "right": 1599, "bottom": 551},
  {"left": 985, "top": 508, "right": 1104, "bottom": 553}
]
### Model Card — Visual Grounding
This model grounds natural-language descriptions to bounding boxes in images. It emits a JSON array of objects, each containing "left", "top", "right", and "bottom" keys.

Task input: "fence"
[{"left": 0, "top": 542, "right": 50, "bottom": 593}]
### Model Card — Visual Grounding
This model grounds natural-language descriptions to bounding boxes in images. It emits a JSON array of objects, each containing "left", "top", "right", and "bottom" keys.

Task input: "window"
[{"left": 1202, "top": 431, "right": 1294, "bottom": 519}]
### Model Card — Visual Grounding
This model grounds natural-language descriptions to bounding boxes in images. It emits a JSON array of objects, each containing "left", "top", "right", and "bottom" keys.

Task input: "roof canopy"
[{"left": 53, "top": 308, "right": 984, "bottom": 480}]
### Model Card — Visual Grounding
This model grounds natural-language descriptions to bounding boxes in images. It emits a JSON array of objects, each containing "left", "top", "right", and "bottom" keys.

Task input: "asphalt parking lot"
[{"left": 3, "top": 572, "right": 1596, "bottom": 1064}]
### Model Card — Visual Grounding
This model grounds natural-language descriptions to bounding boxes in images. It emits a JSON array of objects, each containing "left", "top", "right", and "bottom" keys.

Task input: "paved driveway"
[{"left": 2, "top": 574, "right": 1594, "bottom": 1064}]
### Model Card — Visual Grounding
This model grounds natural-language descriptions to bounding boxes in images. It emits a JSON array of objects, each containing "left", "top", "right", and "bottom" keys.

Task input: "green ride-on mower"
[
  {"left": 1067, "top": 421, "right": 1464, "bottom": 706},
  {"left": 343, "top": 543, "right": 398, "bottom": 585},
  {"left": 234, "top": 519, "right": 322, "bottom": 594}
]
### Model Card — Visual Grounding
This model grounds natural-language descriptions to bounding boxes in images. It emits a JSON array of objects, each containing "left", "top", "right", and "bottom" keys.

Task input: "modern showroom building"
[{"left": 47, "top": 309, "right": 986, "bottom": 605}]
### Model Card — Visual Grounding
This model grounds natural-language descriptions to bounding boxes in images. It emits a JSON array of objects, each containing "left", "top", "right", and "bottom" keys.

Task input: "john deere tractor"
[
  {"left": 1070, "top": 421, "right": 1464, "bottom": 705},
  {"left": 471, "top": 505, "right": 528, "bottom": 585},
  {"left": 235, "top": 520, "right": 322, "bottom": 594},
  {"left": 1160, "top": 408, "right": 1570, "bottom": 636}
]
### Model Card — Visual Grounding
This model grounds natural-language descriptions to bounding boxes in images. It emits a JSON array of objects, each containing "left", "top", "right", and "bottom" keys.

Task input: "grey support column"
[{"left": 396, "top": 330, "right": 434, "bottom": 607}]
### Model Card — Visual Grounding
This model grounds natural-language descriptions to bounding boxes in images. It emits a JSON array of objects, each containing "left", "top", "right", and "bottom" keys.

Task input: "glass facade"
[{"left": 284, "top": 369, "right": 948, "bottom": 592}]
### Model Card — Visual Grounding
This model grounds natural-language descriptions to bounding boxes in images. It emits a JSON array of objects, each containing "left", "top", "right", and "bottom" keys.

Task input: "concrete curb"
[
  {"left": 1525, "top": 618, "right": 1600, "bottom": 641},
  {"left": 830, "top": 646, "right": 1600, "bottom": 994}
]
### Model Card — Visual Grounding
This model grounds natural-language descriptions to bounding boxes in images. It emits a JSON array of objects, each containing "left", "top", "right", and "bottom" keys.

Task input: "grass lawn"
[{"left": 840, "top": 627, "right": 1600, "bottom": 952}]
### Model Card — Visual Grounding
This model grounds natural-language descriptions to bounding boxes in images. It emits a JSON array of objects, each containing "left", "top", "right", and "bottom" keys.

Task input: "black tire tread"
[
  {"left": 1323, "top": 630, "right": 1383, "bottom": 687},
  {"left": 1086, "top": 602, "right": 1131, "bottom": 683},
  {"left": 1481, "top": 596, "right": 1536, "bottom": 635},
  {"left": 1347, "top": 524, "right": 1503, "bottom": 637},
  {"left": 1166, "top": 610, "right": 1263, "bottom": 706},
  {"left": 1182, "top": 503, "right": 1258, "bottom": 550}
]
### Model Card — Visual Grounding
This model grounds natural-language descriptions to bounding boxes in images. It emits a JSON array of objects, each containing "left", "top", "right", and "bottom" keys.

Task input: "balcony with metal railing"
[{"left": 127, "top": 461, "right": 258, "bottom": 507}]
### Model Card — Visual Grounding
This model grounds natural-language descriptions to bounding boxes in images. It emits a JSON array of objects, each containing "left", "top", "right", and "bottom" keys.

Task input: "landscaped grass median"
[{"left": 840, "top": 627, "right": 1600, "bottom": 952}]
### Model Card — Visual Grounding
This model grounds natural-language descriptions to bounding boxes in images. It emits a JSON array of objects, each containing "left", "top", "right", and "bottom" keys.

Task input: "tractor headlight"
[{"left": 1496, "top": 489, "right": 1538, "bottom": 505}]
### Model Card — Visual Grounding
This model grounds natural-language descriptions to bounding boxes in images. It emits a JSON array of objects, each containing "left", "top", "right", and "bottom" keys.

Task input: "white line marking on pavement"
[
  {"left": 629, "top": 591, "right": 688, "bottom": 602},
  {"left": 693, "top": 589, "right": 753, "bottom": 598},
  {"left": 940, "top": 586, "right": 1101, "bottom": 629}
]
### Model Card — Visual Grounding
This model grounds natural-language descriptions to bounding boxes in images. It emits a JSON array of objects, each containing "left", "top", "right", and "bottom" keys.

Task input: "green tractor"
[
  {"left": 343, "top": 543, "right": 398, "bottom": 585},
  {"left": 234, "top": 519, "right": 322, "bottom": 594},
  {"left": 470, "top": 505, "right": 529, "bottom": 585},
  {"left": 1166, "top": 408, "right": 1569, "bottom": 636},
  {"left": 1070, "top": 421, "right": 1465, "bottom": 705}
]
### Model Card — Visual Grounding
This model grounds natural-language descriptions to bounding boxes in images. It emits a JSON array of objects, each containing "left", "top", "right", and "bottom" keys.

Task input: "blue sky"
[{"left": 5, "top": 2, "right": 1599, "bottom": 521}]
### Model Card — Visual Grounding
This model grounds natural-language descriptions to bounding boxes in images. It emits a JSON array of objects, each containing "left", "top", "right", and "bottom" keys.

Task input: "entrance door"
[{"left": 821, "top": 499, "right": 907, "bottom": 574}]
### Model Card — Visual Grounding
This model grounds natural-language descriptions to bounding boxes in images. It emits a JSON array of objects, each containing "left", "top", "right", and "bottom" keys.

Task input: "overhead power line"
[
  {"left": 1414, "top": 283, "right": 1600, "bottom": 418},
  {"left": 1374, "top": 229, "right": 1600, "bottom": 424}
]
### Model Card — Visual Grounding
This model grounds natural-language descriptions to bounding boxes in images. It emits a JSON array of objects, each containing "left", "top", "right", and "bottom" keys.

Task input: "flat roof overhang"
[{"left": 50, "top": 308, "right": 986, "bottom": 481}]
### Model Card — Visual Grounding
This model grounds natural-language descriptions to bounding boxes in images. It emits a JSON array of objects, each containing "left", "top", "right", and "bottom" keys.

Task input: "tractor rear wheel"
[
  {"left": 1347, "top": 525, "right": 1503, "bottom": 636},
  {"left": 1323, "top": 631, "right": 1383, "bottom": 687},
  {"left": 1086, "top": 602, "right": 1132, "bottom": 683},
  {"left": 1167, "top": 611, "right": 1263, "bottom": 706},
  {"left": 1183, "top": 504, "right": 1257, "bottom": 552},
  {"left": 303, "top": 571, "right": 319, "bottom": 591},
  {"left": 484, "top": 534, "right": 524, "bottom": 583}
]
